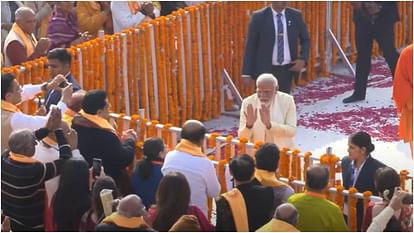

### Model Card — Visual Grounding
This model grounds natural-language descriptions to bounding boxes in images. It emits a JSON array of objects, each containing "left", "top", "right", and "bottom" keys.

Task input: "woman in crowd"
[
  {"left": 147, "top": 172, "right": 214, "bottom": 231},
  {"left": 52, "top": 159, "right": 91, "bottom": 231},
  {"left": 131, "top": 137, "right": 166, "bottom": 209},
  {"left": 341, "top": 131, "right": 386, "bottom": 231},
  {"left": 80, "top": 176, "right": 120, "bottom": 231},
  {"left": 362, "top": 167, "right": 412, "bottom": 231},
  {"left": 47, "top": 1, "right": 90, "bottom": 50}
]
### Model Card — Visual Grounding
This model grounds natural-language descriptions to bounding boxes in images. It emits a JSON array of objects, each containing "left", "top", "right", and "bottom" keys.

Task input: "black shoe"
[{"left": 342, "top": 95, "right": 365, "bottom": 103}]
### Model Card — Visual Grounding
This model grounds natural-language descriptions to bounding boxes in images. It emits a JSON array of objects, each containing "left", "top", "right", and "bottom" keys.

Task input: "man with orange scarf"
[
  {"left": 161, "top": 120, "right": 220, "bottom": 217},
  {"left": 1, "top": 73, "right": 72, "bottom": 152},
  {"left": 3, "top": 7, "right": 50, "bottom": 67},
  {"left": 393, "top": 44, "right": 413, "bottom": 157},
  {"left": 71, "top": 90, "right": 138, "bottom": 195}
]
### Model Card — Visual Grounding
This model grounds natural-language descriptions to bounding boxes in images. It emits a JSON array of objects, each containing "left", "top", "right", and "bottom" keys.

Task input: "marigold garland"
[
  {"left": 335, "top": 185, "right": 344, "bottom": 211},
  {"left": 291, "top": 149, "right": 301, "bottom": 180},
  {"left": 399, "top": 170, "right": 409, "bottom": 191},
  {"left": 162, "top": 123, "right": 173, "bottom": 150},
  {"left": 279, "top": 147, "right": 289, "bottom": 178},
  {"left": 303, "top": 152, "right": 312, "bottom": 181},
  {"left": 237, "top": 137, "right": 248, "bottom": 155},
  {"left": 348, "top": 187, "right": 358, "bottom": 232}
]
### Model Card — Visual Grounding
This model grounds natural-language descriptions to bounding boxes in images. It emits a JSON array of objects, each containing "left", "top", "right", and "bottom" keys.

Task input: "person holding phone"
[
  {"left": 242, "top": 1, "right": 310, "bottom": 94},
  {"left": 362, "top": 167, "right": 413, "bottom": 232}
]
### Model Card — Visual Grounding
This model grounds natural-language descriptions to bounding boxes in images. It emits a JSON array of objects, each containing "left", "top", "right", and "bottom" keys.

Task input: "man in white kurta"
[
  {"left": 1, "top": 73, "right": 71, "bottom": 151},
  {"left": 161, "top": 120, "right": 220, "bottom": 217},
  {"left": 238, "top": 73, "right": 297, "bottom": 149}
]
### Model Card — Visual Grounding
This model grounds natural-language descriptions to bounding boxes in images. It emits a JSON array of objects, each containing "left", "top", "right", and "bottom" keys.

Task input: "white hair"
[
  {"left": 15, "top": 7, "right": 35, "bottom": 21},
  {"left": 256, "top": 73, "right": 278, "bottom": 87}
]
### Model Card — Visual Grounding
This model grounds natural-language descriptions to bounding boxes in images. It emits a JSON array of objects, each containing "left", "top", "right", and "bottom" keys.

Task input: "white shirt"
[
  {"left": 367, "top": 206, "right": 395, "bottom": 232},
  {"left": 9, "top": 84, "right": 67, "bottom": 133},
  {"left": 111, "top": 1, "right": 160, "bottom": 33},
  {"left": 271, "top": 8, "right": 291, "bottom": 65},
  {"left": 161, "top": 150, "right": 221, "bottom": 216},
  {"left": 34, "top": 142, "right": 84, "bottom": 163},
  {"left": 33, "top": 143, "right": 84, "bottom": 208}
]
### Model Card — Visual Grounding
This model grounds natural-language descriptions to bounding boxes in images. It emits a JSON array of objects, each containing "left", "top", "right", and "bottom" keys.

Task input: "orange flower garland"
[
  {"left": 291, "top": 149, "right": 301, "bottom": 180},
  {"left": 238, "top": 137, "right": 248, "bottom": 155},
  {"left": 148, "top": 120, "right": 159, "bottom": 138},
  {"left": 399, "top": 170, "right": 409, "bottom": 191},
  {"left": 303, "top": 152, "right": 312, "bottom": 181},
  {"left": 279, "top": 147, "right": 289, "bottom": 178},
  {"left": 363, "top": 191, "right": 372, "bottom": 215},
  {"left": 116, "top": 113, "right": 125, "bottom": 136},
  {"left": 348, "top": 187, "right": 358, "bottom": 232},
  {"left": 335, "top": 185, "right": 344, "bottom": 211},
  {"left": 162, "top": 123, "right": 173, "bottom": 150},
  {"left": 208, "top": 132, "right": 220, "bottom": 148}
]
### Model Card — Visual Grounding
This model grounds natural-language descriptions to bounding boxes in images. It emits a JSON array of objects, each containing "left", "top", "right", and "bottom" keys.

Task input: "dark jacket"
[
  {"left": 72, "top": 115, "right": 135, "bottom": 194},
  {"left": 242, "top": 6, "right": 310, "bottom": 79},
  {"left": 215, "top": 182, "right": 274, "bottom": 232},
  {"left": 341, "top": 155, "right": 386, "bottom": 231},
  {"left": 353, "top": 1, "right": 399, "bottom": 25},
  {"left": 44, "top": 73, "right": 81, "bottom": 110},
  {"left": 1, "top": 128, "right": 72, "bottom": 232}
]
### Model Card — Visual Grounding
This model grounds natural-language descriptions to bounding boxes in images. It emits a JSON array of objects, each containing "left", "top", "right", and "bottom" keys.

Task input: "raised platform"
[{"left": 204, "top": 58, "right": 412, "bottom": 174}]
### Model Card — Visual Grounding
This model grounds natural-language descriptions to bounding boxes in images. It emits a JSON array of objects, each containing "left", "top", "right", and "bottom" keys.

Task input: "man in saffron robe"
[{"left": 393, "top": 44, "right": 413, "bottom": 157}]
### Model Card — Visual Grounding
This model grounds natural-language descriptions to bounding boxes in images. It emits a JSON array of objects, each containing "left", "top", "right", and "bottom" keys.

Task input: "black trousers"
[
  {"left": 353, "top": 20, "right": 400, "bottom": 98},
  {"left": 271, "top": 64, "right": 294, "bottom": 94}
]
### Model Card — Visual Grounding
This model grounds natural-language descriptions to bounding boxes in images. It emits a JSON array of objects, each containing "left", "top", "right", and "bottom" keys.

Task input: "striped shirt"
[
  {"left": 1, "top": 128, "right": 72, "bottom": 231},
  {"left": 47, "top": 8, "right": 80, "bottom": 50}
]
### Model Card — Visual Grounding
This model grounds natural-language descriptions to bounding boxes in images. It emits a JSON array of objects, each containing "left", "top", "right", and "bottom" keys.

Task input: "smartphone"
[{"left": 92, "top": 158, "right": 102, "bottom": 177}]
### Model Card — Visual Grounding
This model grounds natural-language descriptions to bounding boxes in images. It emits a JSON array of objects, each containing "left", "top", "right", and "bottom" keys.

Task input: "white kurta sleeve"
[
  {"left": 270, "top": 95, "right": 297, "bottom": 137},
  {"left": 10, "top": 112, "right": 49, "bottom": 132},
  {"left": 367, "top": 206, "right": 395, "bottom": 232},
  {"left": 21, "top": 84, "right": 42, "bottom": 102},
  {"left": 238, "top": 99, "right": 253, "bottom": 140},
  {"left": 205, "top": 160, "right": 221, "bottom": 198}
]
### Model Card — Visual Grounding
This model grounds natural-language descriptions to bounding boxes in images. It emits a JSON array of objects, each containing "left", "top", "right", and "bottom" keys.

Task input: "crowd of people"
[
  {"left": 1, "top": 1, "right": 189, "bottom": 66},
  {"left": 1, "top": 1, "right": 413, "bottom": 232}
]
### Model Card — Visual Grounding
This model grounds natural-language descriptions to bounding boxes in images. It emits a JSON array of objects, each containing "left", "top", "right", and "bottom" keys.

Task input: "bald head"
[
  {"left": 117, "top": 194, "right": 146, "bottom": 218},
  {"left": 274, "top": 203, "right": 298, "bottom": 226},
  {"left": 306, "top": 165, "right": 329, "bottom": 191},
  {"left": 15, "top": 7, "right": 36, "bottom": 34},
  {"left": 68, "top": 90, "right": 86, "bottom": 112},
  {"left": 15, "top": 7, "right": 35, "bottom": 20},
  {"left": 9, "top": 129, "right": 37, "bottom": 156},
  {"left": 181, "top": 120, "right": 206, "bottom": 146}
]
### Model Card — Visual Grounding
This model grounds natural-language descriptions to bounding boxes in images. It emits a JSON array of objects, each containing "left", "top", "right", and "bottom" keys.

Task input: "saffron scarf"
[
  {"left": 222, "top": 188, "right": 249, "bottom": 232},
  {"left": 79, "top": 110, "right": 116, "bottom": 134},
  {"left": 1, "top": 100, "right": 21, "bottom": 113},
  {"left": 255, "top": 169, "right": 287, "bottom": 187},
  {"left": 11, "top": 23, "right": 37, "bottom": 57},
  {"left": 175, "top": 139, "right": 205, "bottom": 157},
  {"left": 9, "top": 152, "right": 39, "bottom": 164},
  {"left": 102, "top": 213, "right": 147, "bottom": 229}
]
